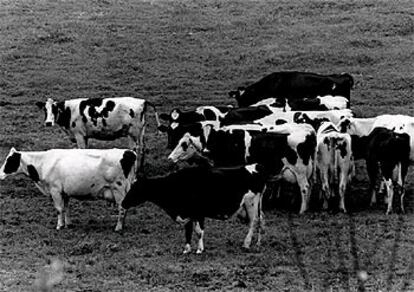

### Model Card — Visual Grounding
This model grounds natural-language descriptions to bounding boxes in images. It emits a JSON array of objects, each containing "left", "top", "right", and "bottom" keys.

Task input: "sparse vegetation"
[{"left": 0, "top": 0, "right": 413, "bottom": 291}]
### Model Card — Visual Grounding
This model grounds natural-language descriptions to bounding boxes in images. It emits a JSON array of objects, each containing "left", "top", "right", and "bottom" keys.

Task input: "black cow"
[
  {"left": 365, "top": 128, "right": 410, "bottom": 214},
  {"left": 229, "top": 71, "right": 354, "bottom": 107},
  {"left": 121, "top": 164, "right": 267, "bottom": 254},
  {"left": 168, "top": 122, "right": 316, "bottom": 214}
]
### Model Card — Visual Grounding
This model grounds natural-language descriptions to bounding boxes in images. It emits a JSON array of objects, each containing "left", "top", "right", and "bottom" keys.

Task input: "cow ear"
[
  {"left": 158, "top": 125, "right": 169, "bottom": 133},
  {"left": 35, "top": 101, "right": 45, "bottom": 109},
  {"left": 159, "top": 113, "right": 171, "bottom": 121}
]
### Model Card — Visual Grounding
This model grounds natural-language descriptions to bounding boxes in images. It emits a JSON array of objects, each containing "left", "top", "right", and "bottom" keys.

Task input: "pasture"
[{"left": 0, "top": 0, "right": 413, "bottom": 291}]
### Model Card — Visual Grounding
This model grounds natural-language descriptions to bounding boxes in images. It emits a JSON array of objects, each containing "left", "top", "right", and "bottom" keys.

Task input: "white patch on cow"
[
  {"left": 170, "top": 122, "right": 179, "bottom": 129},
  {"left": 171, "top": 110, "right": 180, "bottom": 120},
  {"left": 332, "top": 83, "right": 336, "bottom": 90},
  {"left": 284, "top": 98, "right": 292, "bottom": 112},
  {"left": 249, "top": 98, "right": 276, "bottom": 107},
  {"left": 317, "top": 95, "right": 348, "bottom": 110},
  {"left": 44, "top": 98, "right": 56, "bottom": 125},
  {"left": 245, "top": 164, "right": 258, "bottom": 174},
  {"left": 244, "top": 131, "right": 252, "bottom": 161},
  {"left": 239, "top": 89, "right": 245, "bottom": 96}
]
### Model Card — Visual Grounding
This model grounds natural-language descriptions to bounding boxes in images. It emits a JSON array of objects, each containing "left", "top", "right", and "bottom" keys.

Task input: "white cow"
[
  {"left": 0, "top": 148, "right": 137, "bottom": 231},
  {"left": 315, "top": 122, "right": 354, "bottom": 213}
]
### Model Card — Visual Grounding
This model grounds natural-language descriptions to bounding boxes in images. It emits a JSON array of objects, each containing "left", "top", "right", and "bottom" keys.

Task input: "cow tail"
[
  {"left": 330, "top": 137, "right": 338, "bottom": 197},
  {"left": 145, "top": 101, "right": 162, "bottom": 133}
]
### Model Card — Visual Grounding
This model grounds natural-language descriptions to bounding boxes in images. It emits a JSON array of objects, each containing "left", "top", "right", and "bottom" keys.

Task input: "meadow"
[{"left": 0, "top": 0, "right": 413, "bottom": 291}]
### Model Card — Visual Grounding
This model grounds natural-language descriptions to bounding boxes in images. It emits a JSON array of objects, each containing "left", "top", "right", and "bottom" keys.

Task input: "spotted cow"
[
  {"left": 36, "top": 97, "right": 160, "bottom": 168},
  {"left": 338, "top": 115, "right": 414, "bottom": 213},
  {"left": 315, "top": 122, "right": 354, "bottom": 213},
  {"left": 229, "top": 71, "right": 354, "bottom": 107},
  {"left": 122, "top": 163, "right": 267, "bottom": 254},
  {"left": 168, "top": 122, "right": 316, "bottom": 214},
  {"left": 0, "top": 148, "right": 137, "bottom": 231}
]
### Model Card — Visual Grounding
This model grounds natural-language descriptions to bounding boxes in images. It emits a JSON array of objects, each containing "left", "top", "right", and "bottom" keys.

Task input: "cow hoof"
[
  {"left": 56, "top": 225, "right": 64, "bottom": 230},
  {"left": 183, "top": 244, "right": 191, "bottom": 254},
  {"left": 196, "top": 249, "right": 204, "bottom": 254},
  {"left": 65, "top": 223, "right": 74, "bottom": 229},
  {"left": 114, "top": 225, "right": 123, "bottom": 233}
]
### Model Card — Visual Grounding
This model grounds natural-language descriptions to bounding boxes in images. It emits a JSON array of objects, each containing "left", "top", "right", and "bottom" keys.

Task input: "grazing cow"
[
  {"left": 315, "top": 122, "right": 354, "bottom": 213},
  {"left": 36, "top": 97, "right": 160, "bottom": 168},
  {"left": 121, "top": 164, "right": 267, "bottom": 254},
  {"left": 0, "top": 148, "right": 137, "bottom": 231},
  {"left": 366, "top": 128, "right": 410, "bottom": 214},
  {"left": 158, "top": 106, "right": 232, "bottom": 149},
  {"left": 229, "top": 71, "right": 354, "bottom": 107},
  {"left": 168, "top": 122, "right": 316, "bottom": 214}
]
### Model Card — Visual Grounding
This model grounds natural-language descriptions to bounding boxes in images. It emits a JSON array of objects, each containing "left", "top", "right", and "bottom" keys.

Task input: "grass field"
[{"left": 0, "top": 0, "right": 413, "bottom": 291}]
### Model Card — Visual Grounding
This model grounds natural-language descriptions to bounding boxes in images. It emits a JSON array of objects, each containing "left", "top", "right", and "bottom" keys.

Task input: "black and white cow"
[
  {"left": 315, "top": 122, "right": 354, "bottom": 213},
  {"left": 168, "top": 122, "right": 316, "bottom": 214},
  {"left": 338, "top": 114, "right": 414, "bottom": 213},
  {"left": 121, "top": 163, "right": 267, "bottom": 254},
  {"left": 36, "top": 97, "right": 160, "bottom": 167},
  {"left": 365, "top": 128, "right": 410, "bottom": 214},
  {"left": 229, "top": 71, "right": 354, "bottom": 107},
  {"left": 158, "top": 106, "right": 232, "bottom": 149},
  {"left": 0, "top": 148, "right": 137, "bottom": 231}
]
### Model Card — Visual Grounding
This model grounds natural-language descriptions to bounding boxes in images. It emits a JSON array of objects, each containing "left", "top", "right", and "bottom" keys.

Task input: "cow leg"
[
  {"left": 183, "top": 221, "right": 193, "bottom": 254},
  {"left": 400, "top": 187, "right": 406, "bottom": 214},
  {"left": 338, "top": 177, "right": 347, "bottom": 213},
  {"left": 243, "top": 191, "right": 260, "bottom": 249},
  {"left": 256, "top": 209, "right": 265, "bottom": 247},
  {"left": 63, "top": 195, "right": 72, "bottom": 228},
  {"left": 384, "top": 178, "right": 394, "bottom": 215},
  {"left": 75, "top": 134, "right": 87, "bottom": 149},
  {"left": 50, "top": 189, "right": 65, "bottom": 230},
  {"left": 320, "top": 170, "right": 330, "bottom": 210},
  {"left": 297, "top": 176, "right": 311, "bottom": 214},
  {"left": 366, "top": 160, "right": 379, "bottom": 206},
  {"left": 195, "top": 219, "right": 205, "bottom": 254}
]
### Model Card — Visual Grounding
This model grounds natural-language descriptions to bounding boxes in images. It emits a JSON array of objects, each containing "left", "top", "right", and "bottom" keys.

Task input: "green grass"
[{"left": 0, "top": 0, "right": 413, "bottom": 291}]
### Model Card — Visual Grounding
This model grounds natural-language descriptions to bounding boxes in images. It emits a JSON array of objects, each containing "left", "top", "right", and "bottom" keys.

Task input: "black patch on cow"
[
  {"left": 79, "top": 98, "right": 104, "bottom": 126},
  {"left": 297, "top": 133, "right": 317, "bottom": 165},
  {"left": 141, "top": 102, "right": 147, "bottom": 122},
  {"left": 323, "top": 137, "right": 331, "bottom": 150},
  {"left": 120, "top": 150, "right": 136, "bottom": 178},
  {"left": 116, "top": 181, "right": 123, "bottom": 186},
  {"left": 27, "top": 164, "right": 39, "bottom": 182},
  {"left": 336, "top": 141, "right": 348, "bottom": 158},
  {"left": 91, "top": 183, "right": 95, "bottom": 188},
  {"left": 55, "top": 102, "right": 71, "bottom": 129},
  {"left": 275, "top": 119, "right": 287, "bottom": 125},
  {"left": 285, "top": 147, "right": 298, "bottom": 165},
  {"left": 102, "top": 118, "right": 107, "bottom": 127},
  {"left": 129, "top": 109, "right": 135, "bottom": 118},
  {"left": 102, "top": 100, "right": 115, "bottom": 118},
  {"left": 4, "top": 152, "right": 21, "bottom": 174},
  {"left": 203, "top": 109, "right": 216, "bottom": 120},
  {"left": 71, "top": 121, "right": 76, "bottom": 128}
]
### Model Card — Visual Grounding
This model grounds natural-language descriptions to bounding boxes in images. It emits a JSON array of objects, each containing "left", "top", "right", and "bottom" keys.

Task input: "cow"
[
  {"left": 315, "top": 122, "right": 354, "bottom": 213},
  {"left": 365, "top": 128, "right": 410, "bottom": 214},
  {"left": 121, "top": 163, "right": 267, "bottom": 254},
  {"left": 158, "top": 106, "right": 232, "bottom": 149},
  {"left": 338, "top": 115, "right": 414, "bottom": 212},
  {"left": 229, "top": 71, "right": 354, "bottom": 107},
  {"left": 168, "top": 122, "right": 316, "bottom": 214},
  {"left": 0, "top": 148, "right": 137, "bottom": 231},
  {"left": 250, "top": 95, "right": 349, "bottom": 111},
  {"left": 36, "top": 97, "right": 161, "bottom": 169},
  {"left": 255, "top": 109, "right": 353, "bottom": 130}
]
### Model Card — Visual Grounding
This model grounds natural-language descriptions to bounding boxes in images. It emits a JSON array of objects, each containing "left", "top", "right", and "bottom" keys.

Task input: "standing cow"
[
  {"left": 168, "top": 122, "right": 316, "bottom": 214},
  {"left": 0, "top": 148, "right": 137, "bottom": 231},
  {"left": 229, "top": 71, "right": 354, "bottom": 107},
  {"left": 122, "top": 164, "right": 267, "bottom": 254},
  {"left": 315, "top": 122, "right": 354, "bottom": 213},
  {"left": 36, "top": 97, "right": 160, "bottom": 169}
]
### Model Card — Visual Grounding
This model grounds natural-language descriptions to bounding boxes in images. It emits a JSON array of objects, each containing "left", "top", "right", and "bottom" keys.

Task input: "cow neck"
[
  {"left": 19, "top": 151, "right": 47, "bottom": 180},
  {"left": 350, "top": 118, "right": 376, "bottom": 137}
]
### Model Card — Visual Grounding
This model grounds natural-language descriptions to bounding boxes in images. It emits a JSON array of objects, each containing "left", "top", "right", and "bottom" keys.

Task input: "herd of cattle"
[{"left": 1, "top": 71, "right": 413, "bottom": 254}]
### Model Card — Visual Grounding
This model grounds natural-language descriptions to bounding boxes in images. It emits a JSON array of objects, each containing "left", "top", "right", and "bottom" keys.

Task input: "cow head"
[
  {"left": 36, "top": 98, "right": 59, "bottom": 127},
  {"left": 168, "top": 133, "right": 203, "bottom": 163},
  {"left": 0, "top": 148, "right": 22, "bottom": 180},
  {"left": 229, "top": 87, "right": 247, "bottom": 105},
  {"left": 121, "top": 177, "right": 148, "bottom": 209}
]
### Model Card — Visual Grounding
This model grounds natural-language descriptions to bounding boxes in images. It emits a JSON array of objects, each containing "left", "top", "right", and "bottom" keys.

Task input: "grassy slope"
[{"left": 0, "top": 0, "right": 413, "bottom": 291}]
